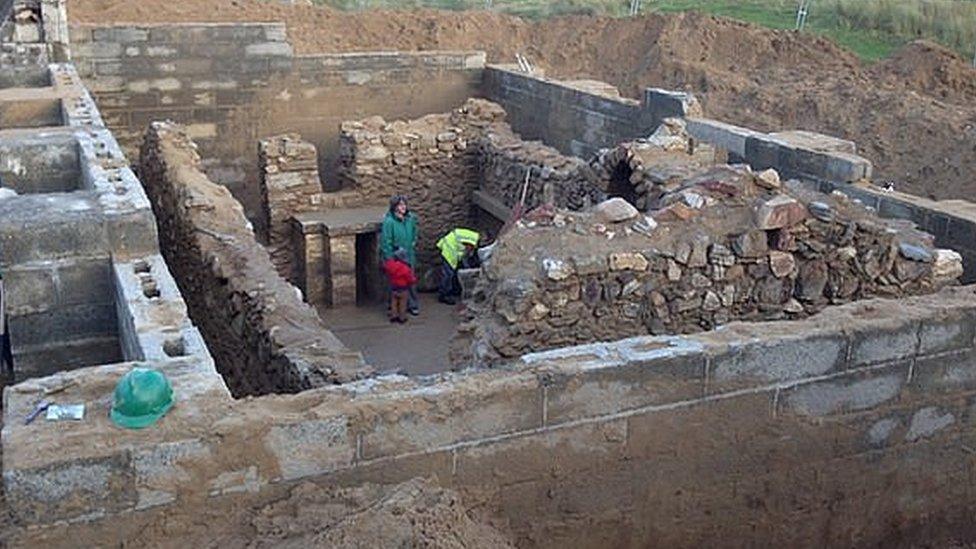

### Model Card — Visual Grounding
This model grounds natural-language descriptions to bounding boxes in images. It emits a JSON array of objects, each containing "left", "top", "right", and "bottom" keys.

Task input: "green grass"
[
  {"left": 313, "top": 0, "right": 976, "bottom": 62},
  {"left": 648, "top": 0, "right": 907, "bottom": 61}
]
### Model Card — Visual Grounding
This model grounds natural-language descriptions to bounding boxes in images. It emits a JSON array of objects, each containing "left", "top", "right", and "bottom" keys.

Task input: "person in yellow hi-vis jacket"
[{"left": 436, "top": 228, "right": 480, "bottom": 305}]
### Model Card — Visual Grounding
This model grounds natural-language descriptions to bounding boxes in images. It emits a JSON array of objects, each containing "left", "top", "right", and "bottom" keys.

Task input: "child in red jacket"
[{"left": 383, "top": 247, "right": 418, "bottom": 323}]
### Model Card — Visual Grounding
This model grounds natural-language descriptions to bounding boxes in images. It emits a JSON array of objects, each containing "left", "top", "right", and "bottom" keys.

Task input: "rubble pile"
[{"left": 453, "top": 163, "right": 963, "bottom": 364}]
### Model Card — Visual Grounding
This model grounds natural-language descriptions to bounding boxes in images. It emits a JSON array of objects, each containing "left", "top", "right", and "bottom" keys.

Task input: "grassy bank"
[
  {"left": 314, "top": 0, "right": 976, "bottom": 62},
  {"left": 650, "top": 0, "right": 976, "bottom": 61}
]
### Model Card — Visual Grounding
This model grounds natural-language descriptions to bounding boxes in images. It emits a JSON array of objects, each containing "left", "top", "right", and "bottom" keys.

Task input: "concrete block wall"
[
  {"left": 69, "top": 22, "right": 484, "bottom": 226},
  {"left": 139, "top": 120, "right": 371, "bottom": 397},
  {"left": 686, "top": 117, "right": 874, "bottom": 184},
  {"left": 7, "top": 285, "right": 976, "bottom": 546},
  {"left": 482, "top": 65, "right": 702, "bottom": 160}
]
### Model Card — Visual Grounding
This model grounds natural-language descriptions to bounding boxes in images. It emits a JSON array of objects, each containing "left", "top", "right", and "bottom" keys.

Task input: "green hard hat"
[{"left": 110, "top": 367, "right": 174, "bottom": 430}]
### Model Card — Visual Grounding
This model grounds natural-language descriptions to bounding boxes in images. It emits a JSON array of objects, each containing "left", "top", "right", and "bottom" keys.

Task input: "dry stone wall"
[
  {"left": 477, "top": 122, "right": 604, "bottom": 212},
  {"left": 259, "top": 133, "right": 326, "bottom": 282},
  {"left": 335, "top": 99, "right": 504, "bottom": 277},
  {"left": 455, "top": 164, "right": 963, "bottom": 364},
  {"left": 139, "top": 120, "right": 370, "bottom": 397}
]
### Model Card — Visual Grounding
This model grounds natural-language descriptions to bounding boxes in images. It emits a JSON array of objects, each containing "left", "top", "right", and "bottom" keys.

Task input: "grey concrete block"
[
  {"left": 849, "top": 318, "right": 920, "bottom": 366},
  {"left": 685, "top": 118, "right": 759, "bottom": 157},
  {"left": 779, "top": 362, "right": 909, "bottom": 417},
  {"left": 643, "top": 87, "right": 701, "bottom": 119},
  {"left": 56, "top": 258, "right": 114, "bottom": 308},
  {"left": 919, "top": 310, "right": 976, "bottom": 356},
  {"left": 911, "top": 350, "right": 976, "bottom": 394},
  {"left": 245, "top": 42, "right": 293, "bottom": 58},
  {"left": 104, "top": 209, "right": 161, "bottom": 260},
  {"left": 4, "top": 266, "right": 56, "bottom": 315},
  {"left": 879, "top": 196, "right": 923, "bottom": 223},
  {"left": 0, "top": 198, "right": 109, "bottom": 264},
  {"left": 3, "top": 454, "right": 137, "bottom": 524},
  {"left": 12, "top": 336, "right": 123, "bottom": 379},
  {"left": 944, "top": 217, "right": 976, "bottom": 251},
  {"left": 744, "top": 135, "right": 785, "bottom": 172},
  {"left": 545, "top": 336, "right": 706, "bottom": 423},
  {"left": 132, "top": 439, "right": 211, "bottom": 510},
  {"left": 360, "top": 375, "right": 542, "bottom": 460},
  {"left": 823, "top": 152, "right": 872, "bottom": 182},
  {"left": 92, "top": 27, "right": 149, "bottom": 43},
  {"left": 264, "top": 416, "right": 354, "bottom": 481},
  {"left": 708, "top": 333, "right": 848, "bottom": 393},
  {"left": 9, "top": 302, "right": 118, "bottom": 346}
]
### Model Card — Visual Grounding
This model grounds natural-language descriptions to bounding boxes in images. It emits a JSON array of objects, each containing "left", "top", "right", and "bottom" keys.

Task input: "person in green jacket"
[
  {"left": 436, "top": 227, "right": 480, "bottom": 305},
  {"left": 380, "top": 195, "right": 420, "bottom": 315}
]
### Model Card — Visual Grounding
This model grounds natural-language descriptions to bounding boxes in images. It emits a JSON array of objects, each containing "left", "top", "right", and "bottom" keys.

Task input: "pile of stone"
[
  {"left": 476, "top": 124, "right": 604, "bottom": 211},
  {"left": 452, "top": 163, "right": 963, "bottom": 365}
]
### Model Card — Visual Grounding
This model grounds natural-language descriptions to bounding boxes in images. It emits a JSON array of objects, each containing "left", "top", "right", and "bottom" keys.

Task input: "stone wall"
[
  {"left": 335, "top": 99, "right": 505, "bottom": 277},
  {"left": 800, "top": 178, "right": 976, "bottom": 285},
  {"left": 138, "top": 120, "right": 371, "bottom": 397},
  {"left": 454, "top": 165, "right": 962, "bottom": 364},
  {"left": 258, "top": 133, "right": 326, "bottom": 282},
  {"left": 8, "top": 286, "right": 976, "bottom": 548},
  {"left": 482, "top": 65, "right": 701, "bottom": 159},
  {"left": 686, "top": 117, "right": 873, "bottom": 184},
  {"left": 70, "top": 22, "right": 484, "bottom": 227},
  {"left": 477, "top": 122, "right": 604, "bottom": 212}
]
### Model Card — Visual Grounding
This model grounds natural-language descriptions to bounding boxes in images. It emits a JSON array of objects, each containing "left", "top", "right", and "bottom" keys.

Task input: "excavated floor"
[{"left": 318, "top": 294, "right": 459, "bottom": 375}]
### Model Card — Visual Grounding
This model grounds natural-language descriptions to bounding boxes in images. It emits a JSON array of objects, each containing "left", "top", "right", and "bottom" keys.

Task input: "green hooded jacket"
[{"left": 380, "top": 211, "right": 418, "bottom": 266}]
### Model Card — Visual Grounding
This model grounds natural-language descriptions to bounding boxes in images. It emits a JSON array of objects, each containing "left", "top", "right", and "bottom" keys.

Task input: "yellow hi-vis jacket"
[{"left": 436, "top": 228, "right": 480, "bottom": 269}]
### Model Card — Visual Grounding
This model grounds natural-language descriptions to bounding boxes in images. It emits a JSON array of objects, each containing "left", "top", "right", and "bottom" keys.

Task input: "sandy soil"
[
  {"left": 66, "top": 2, "right": 976, "bottom": 202},
  {"left": 246, "top": 478, "right": 513, "bottom": 548}
]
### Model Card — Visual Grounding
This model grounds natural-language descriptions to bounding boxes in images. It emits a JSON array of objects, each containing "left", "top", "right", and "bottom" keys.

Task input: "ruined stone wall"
[
  {"left": 258, "top": 133, "right": 325, "bottom": 282},
  {"left": 335, "top": 99, "right": 504, "bottom": 277},
  {"left": 138, "top": 120, "right": 370, "bottom": 397},
  {"left": 801, "top": 178, "right": 976, "bottom": 285},
  {"left": 477, "top": 122, "right": 604, "bottom": 211},
  {"left": 9, "top": 287, "right": 976, "bottom": 548},
  {"left": 456, "top": 166, "right": 962, "bottom": 363},
  {"left": 482, "top": 65, "right": 701, "bottom": 159},
  {"left": 70, "top": 22, "right": 484, "bottom": 225}
]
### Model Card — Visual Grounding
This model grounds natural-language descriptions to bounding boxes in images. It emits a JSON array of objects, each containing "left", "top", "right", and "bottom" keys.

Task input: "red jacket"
[{"left": 383, "top": 258, "right": 417, "bottom": 289}]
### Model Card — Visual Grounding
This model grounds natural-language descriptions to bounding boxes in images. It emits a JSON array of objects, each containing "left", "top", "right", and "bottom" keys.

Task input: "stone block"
[
  {"left": 360, "top": 373, "right": 543, "bottom": 460},
  {"left": 264, "top": 416, "right": 355, "bottom": 482},
  {"left": 708, "top": 332, "right": 848, "bottom": 394},
  {"left": 544, "top": 336, "right": 706, "bottom": 423},
  {"left": 778, "top": 362, "right": 909, "bottom": 417}
]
